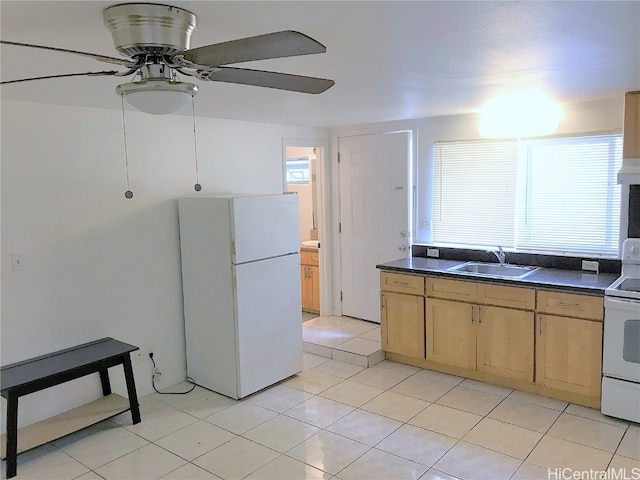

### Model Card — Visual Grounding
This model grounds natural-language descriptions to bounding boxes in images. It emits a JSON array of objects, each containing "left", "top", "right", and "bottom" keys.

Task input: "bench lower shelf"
[{"left": 1, "top": 393, "right": 130, "bottom": 459}]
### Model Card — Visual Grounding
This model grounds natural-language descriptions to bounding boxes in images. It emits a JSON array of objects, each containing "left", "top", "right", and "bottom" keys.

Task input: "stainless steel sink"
[{"left": 448, "top": 262, "right": 539, "bottom": 278}]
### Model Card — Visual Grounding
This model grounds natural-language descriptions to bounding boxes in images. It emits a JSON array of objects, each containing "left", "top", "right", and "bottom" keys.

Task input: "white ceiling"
[{"left": 1, "top": 1, "right": 639, "bottom": 128}]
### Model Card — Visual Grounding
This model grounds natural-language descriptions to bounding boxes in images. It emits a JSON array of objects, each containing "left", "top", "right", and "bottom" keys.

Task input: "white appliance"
[
  {"left": 178, "top": 193, "right": 303, "bottom": 399},
  {"left": 601, "top": 238, "right": 640, "bottom": 423}
]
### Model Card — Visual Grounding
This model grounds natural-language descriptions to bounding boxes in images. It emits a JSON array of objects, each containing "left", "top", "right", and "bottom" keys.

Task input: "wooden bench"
[{"left": 1, "top": 337, "right": 142, "bottom": 478}]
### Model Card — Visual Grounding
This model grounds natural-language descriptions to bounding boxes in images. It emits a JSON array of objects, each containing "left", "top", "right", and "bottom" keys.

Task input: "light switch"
[{"left": 11, "top": 253, "right": 24, "bottom": 271}]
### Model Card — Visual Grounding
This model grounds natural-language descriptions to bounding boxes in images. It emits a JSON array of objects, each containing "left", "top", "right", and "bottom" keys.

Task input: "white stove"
[
  {"left": 605, "top": 238, "right": 640, "bottom": 300},
  {"left": 601, "top": 238, "right": 640, "bottom": 423}
]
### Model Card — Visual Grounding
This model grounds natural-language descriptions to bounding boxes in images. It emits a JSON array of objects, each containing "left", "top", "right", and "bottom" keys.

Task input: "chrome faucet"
[{"left": 489, "top": 246, "right": 506, "bottom": 265}]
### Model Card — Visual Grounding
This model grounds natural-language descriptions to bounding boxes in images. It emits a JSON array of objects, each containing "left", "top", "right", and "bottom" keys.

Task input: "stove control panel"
[{"left": 622, "top": 238, "right": 640, "bottom": 264}]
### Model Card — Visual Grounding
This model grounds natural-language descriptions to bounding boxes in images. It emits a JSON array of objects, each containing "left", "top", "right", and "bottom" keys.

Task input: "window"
[
  {"left": 286, "top": 157, "right": 310, "bottom": 183},
  {"left": 431, "top": 133, "right": 622, "bottom": 257}
]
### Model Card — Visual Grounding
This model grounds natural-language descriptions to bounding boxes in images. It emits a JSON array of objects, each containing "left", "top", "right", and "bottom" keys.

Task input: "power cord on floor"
[{"left": 149, "top": 352, "right": 196, "bottom": 395}]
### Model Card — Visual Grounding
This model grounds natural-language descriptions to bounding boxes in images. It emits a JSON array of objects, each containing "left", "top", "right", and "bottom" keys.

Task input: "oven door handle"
[{"left": 605, "top": 296, "right": 640, "bottom": 312}]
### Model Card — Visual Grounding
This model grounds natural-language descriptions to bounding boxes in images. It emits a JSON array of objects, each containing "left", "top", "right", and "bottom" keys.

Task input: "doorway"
[{"left": 284, "top": 139, "right": 328, "bottom": 319}]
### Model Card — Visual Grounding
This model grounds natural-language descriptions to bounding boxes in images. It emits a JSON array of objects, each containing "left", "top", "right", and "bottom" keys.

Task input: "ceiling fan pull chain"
[
  {"left": 191, "top": 96, "right": 202, "bottom": 192},
  {"left": 120, "top": 95, "right": 134, "bottom": 199}
]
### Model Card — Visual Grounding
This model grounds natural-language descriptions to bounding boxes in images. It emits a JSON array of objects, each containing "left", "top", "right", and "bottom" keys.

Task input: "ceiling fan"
[{"left": 1, "top": 2, "right": 335, "bottom": 115}]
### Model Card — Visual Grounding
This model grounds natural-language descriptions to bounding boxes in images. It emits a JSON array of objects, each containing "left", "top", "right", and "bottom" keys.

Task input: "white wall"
[
  {"left": 0, "top": 100, "right": 327, "bottom": 433},
  {"left": 326, "top": 97, "right": 624, "bottom": 314},
  {"left": 287, "top": 182, "right": 313, "bottom": 242}
]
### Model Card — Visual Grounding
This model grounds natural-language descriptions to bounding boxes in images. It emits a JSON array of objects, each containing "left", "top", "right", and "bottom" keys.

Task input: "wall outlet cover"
[{"left": 581, "top": 260, "right": 599, "bottom": 272}]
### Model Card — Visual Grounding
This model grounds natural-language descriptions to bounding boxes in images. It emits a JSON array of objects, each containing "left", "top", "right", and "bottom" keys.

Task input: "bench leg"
[
  {"left": 99, "top": 369, "right": 112, "bottom": 396},
  {"left": 122, "top": 355, "right": 141, "bottom": 424},
  {"left": 6, "top": 392, "right": 18, "bottom": 479}
]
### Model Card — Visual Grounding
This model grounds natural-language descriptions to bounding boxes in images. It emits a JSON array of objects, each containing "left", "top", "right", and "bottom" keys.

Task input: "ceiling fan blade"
[
  {"left": 183, "top": 31, "right": 326, "bottom": 67},
  {"left": 1, "top": 71, "right": 119, "bottom": 85},
  {"left": 204, "top": 67, "right": 334, "bottom": 94},
  {"left": 0, "top": 40, "right": 134, "bottom": 67}
]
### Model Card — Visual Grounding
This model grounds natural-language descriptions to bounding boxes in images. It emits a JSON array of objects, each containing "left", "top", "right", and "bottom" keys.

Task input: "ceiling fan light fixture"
[
  {"left": 103, "top": 3, "right": 197, "bottom": 57},
  {"left": 116, "top": 79, "right": 198, "bottom": 115}
]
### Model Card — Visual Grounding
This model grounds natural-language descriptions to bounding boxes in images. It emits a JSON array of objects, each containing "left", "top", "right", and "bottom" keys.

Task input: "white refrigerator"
[{"left": 178, "top": 193, "right": 303, "bottom": 399}]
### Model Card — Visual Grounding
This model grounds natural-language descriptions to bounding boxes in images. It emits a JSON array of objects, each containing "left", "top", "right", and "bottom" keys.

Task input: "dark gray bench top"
[{"left": 1, "top": 338, "right": 138, "bottom": 395}]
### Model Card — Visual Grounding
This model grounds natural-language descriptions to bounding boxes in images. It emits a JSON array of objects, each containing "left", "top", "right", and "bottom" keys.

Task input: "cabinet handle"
[
  {"left": 538, "top": 315, "right": 543, "bottom": 336},
  {"left": 557, "top": 301, "right": 579, "bottom": 308},
  {"left": 478, "top": 306, "right": 482, "bottom": 324},
  {"left": 392, "top": 280, "right": 409, "bottom": 286},
  {"left": 470, "top": 305, "right": 474, "bottom": 323}
]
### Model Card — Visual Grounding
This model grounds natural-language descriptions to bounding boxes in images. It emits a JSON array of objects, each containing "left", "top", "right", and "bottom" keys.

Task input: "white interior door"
[{"left": 339, "top": 131, "right": 411, "bottom": 323}]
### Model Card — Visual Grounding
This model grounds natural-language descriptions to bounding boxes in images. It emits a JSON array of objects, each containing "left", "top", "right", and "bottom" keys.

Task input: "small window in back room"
[{"left": 286, "top": 157, "right": 310, "bottom": 184}]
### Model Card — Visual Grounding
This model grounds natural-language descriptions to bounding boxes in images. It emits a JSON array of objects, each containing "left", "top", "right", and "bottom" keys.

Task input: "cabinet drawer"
[
  {"left": 426, "top": 277, "right": 477, "bottom": 302},
  {"left": 380, "top": 272, "right": 425, "bottom": 295},
  {"left": 478, "top": 283, "right": 535, "bottom": 310},
  {"left": 300, "top": 251, "right": 319, "bottom": 266},
  {"left": 536, "top": 290, "right": 603, "bottom": 321}
]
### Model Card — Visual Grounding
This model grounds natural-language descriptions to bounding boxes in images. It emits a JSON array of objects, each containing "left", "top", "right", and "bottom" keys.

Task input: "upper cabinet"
[{"left": 623, "top": 91, "right": 640, "bottom": 159}]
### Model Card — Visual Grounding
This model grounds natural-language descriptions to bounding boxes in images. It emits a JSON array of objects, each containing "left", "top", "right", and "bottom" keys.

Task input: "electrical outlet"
[
  {"left": 582, "top": 260, "right": 599, "bottom": 272},
  {"left": 10, "top": 253, "right": 24, "bottom": 272},
  {"left": 132, "top": 349, "right": 144, "bottom": 365},
  {"left": 427, "top": 248, "right": 440, "bottom": 258}
]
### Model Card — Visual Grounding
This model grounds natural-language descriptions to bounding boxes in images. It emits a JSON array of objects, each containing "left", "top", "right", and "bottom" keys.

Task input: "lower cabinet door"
[
  {"left": 536, "top": 314, "right": 603, "bottom": 397},
  {"left": 381, "top": 292, "right": 425, "bottom": 358},
  {"left": 309, "top": 265, "right": 320, "bottom": 312},
  {"left": 426, "top": 298, "right": 476, "bottom": 369},
  {"left": 477, "top": 305, "right": 534, "bottom": 382}
]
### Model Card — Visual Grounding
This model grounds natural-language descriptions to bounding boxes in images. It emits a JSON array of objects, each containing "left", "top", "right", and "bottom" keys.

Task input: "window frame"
[{"left": 424, "top": 131, "right": 623, "bottom": 259}]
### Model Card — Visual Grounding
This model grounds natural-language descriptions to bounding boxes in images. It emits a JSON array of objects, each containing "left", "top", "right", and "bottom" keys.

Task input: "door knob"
[{"left": 400, "top": 231, "right": 407, "bottom": 238}]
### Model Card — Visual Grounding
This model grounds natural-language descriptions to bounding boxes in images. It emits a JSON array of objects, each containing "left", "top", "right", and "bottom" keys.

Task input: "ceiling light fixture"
[
  {"left": 116, "top": 79, "right": 198, "bottom": 115},
  {"left": 117, "top": 63, "right": 202, "bottom": 199},
  {"left": 478, "top": 89, "right": 563, "bottom": 138},
  {"left": 116, "top": 64, "right": 198, "bottom": 115}
]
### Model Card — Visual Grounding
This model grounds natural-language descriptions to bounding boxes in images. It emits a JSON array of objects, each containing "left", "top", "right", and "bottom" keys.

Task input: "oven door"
[{"left": 603, "top": 296, "right": 640, "bottom": 382}]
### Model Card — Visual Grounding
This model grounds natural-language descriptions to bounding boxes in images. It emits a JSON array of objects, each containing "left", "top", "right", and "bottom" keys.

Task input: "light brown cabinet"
[
  {"left": 426, "top": 278, "right": 535, "bottom": 381},
  {"left": 380, "top": 272, "right": 425, "bottom": 358},
  {"left": 426, "top": 298, "right": 476, "bottom": 368},
  {"left": 623, "top": 91, "right": 640, "bottom": 159},
  {"left": 301, "top": 250, "right": 320, "bottom": 313},
  {"left": 535, "top": 290, "right": 603, "bottom": 398},
  {"left": 379, "top": 269, "right": 606, "bottom": 407},
  {"left": 478, "top": 305, "right": 534, "bottom": 381}
]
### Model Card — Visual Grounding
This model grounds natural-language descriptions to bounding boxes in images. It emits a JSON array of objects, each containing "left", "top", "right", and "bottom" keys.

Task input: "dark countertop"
[{"left": 377, "top": 257, "right": 618, "bottom": 294}]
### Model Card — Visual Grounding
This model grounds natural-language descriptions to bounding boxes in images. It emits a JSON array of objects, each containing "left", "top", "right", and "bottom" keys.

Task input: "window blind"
[
  {"left": 515, "top": 134, "right": 622, "bottom": 256},
  {"left": 433, "top": 140, "right": 518, "bottom": 248},
  {"left": 432, "top": 133, "right": 622, "bottom": 257}
]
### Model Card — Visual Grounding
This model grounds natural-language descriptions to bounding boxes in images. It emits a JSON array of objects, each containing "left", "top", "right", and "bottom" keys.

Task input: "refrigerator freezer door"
[
  {"left": 231, "top": 194, "right": 300, "bottom": 264},
  {"left": 234, "top": 253, "right": 302, "bottom": 397}
]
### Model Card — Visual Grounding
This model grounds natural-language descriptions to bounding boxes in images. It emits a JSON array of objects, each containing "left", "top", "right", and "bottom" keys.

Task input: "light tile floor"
[
  {"left": 302, "top": 316, "right": 384, "bottom": 367},
  {"left": 2, "top": 321, "right": 640, "bottom": 480}
]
